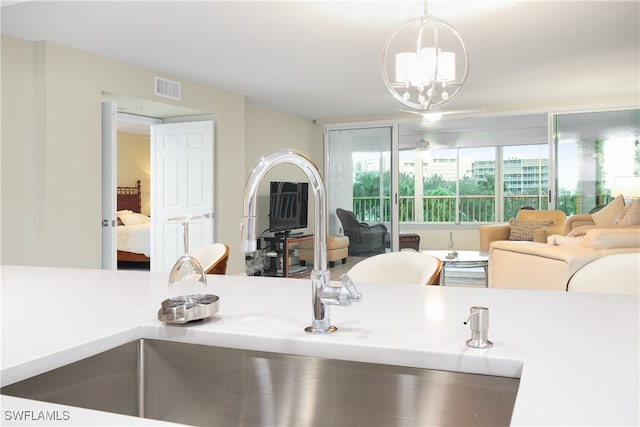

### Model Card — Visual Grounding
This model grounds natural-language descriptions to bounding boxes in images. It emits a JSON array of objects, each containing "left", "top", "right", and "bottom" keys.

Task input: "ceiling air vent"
[{"left": 155, "top": 76, "right": 181, "bottom": 100}]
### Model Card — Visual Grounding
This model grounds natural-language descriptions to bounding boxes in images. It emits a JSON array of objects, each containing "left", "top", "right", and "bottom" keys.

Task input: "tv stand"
[
  {"left": 262, "top": 233, "right": 313, "bottom": 278},
  {"left": 273, "top": 230, "right": 304, "bottom": 238}
]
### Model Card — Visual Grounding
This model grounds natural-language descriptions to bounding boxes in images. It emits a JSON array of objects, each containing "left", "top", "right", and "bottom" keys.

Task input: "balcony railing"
[{"left": 352, "top": 194, "right": 552, "bottom": 223}]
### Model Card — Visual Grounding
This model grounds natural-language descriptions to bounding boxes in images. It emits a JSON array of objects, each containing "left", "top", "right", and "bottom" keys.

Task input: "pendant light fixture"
[{"left": 382, "top": 1, "right": 469, "bottom": 111}]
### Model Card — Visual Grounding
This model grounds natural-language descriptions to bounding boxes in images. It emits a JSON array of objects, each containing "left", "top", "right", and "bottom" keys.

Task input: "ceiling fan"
[{"left": 411, "top": 136, "right": 454, "bottom": 154}]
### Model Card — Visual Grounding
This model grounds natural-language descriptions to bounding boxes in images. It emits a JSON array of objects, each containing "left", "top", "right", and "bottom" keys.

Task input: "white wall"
[{"left": 1, "top": 35, "right": 322, "bottom": 274}]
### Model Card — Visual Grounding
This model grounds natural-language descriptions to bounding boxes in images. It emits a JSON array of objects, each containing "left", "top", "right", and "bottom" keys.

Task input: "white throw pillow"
[
  {"left": 547, "top": 235, "right": 584, "bottom": 247},
  {"left": 581, "top": 228, "right": 640, "bottom": 250},
  {"left": 119, "top": 213, "right": 150, "bottom": 226},
  {"left": 614, "top": 198, "right": 640, "bottom": 226},
  {"left": 591, "top": 195, "right": 625, "bottom": 226}
]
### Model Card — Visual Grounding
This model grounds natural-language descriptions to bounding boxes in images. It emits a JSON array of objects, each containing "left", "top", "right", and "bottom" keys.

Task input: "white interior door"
[
  {"left": 151, "top": 121, "right": 215, "bottom": 272},
  {"left": 101, "top": 101, "right": 117, "bottom": 269}
]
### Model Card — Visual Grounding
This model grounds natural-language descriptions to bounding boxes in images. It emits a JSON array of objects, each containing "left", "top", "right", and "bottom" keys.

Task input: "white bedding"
[{"left": 117, "top": 223, "right": 151, "bottom": 257}]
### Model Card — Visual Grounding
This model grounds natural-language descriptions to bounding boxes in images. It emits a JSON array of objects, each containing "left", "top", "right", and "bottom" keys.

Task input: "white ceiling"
[{"left": 2, "top": 0, "right": 638, "bottom": 124}]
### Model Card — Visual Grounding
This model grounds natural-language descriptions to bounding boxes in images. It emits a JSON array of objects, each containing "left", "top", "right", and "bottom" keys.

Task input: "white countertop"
[{"left": 1, "top": 265, "right": 638, "bottom": 426}]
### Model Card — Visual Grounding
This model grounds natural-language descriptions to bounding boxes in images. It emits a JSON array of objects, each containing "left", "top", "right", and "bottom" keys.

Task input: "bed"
[{"left": 117, "top": 180, "right": 151, "bottom": 263}]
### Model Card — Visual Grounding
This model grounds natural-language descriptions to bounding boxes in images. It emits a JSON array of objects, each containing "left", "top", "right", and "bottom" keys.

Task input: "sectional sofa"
[
  {"left": 488, "top": 227, "right": 640, "bottom": 291},
  {"left": 487, "top": 196, "right": 640, "bottom": 292}
]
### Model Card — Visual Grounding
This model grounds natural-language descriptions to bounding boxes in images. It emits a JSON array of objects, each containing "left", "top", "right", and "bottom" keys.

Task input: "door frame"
[
  {"left": 101, "top": 101, "right": 117, "bottom": 269},
  {"left": 323, "top": 122, "right": 399, "bottom": 252},
  {"left": 101, "top": 107, "right": 162, "bottom": 269}
]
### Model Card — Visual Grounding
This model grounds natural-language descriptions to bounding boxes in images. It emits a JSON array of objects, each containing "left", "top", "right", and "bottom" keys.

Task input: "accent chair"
[{"left": 336, "top": 208, "right": 387, "bottom": 255}]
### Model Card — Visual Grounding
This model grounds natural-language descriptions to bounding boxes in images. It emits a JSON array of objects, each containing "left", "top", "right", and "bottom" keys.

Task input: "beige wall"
[
  {"left": 398, "top": 226, "right": 481, "bottom": 251},
  {"left": 245, "top": 104, "right": 324, "bottom": 234},
  {"left": 1, "top": 35, "right": 37, "bottom": 265},
  {"left": 1, "top": 34, "right": 322, "bottom": 274},
  {"left": 117, "top": 132, "right": 150, "bottom": 216}
]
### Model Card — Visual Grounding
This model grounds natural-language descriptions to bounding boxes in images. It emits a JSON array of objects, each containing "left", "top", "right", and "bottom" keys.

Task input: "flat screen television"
[{"left": 269, "top": 181, "right": 309, "bottom": 234}]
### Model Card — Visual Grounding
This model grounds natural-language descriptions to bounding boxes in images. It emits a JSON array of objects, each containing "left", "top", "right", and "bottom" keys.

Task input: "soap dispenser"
[{"left": 463, "top": 306, "right": 493, "bottom": 349}]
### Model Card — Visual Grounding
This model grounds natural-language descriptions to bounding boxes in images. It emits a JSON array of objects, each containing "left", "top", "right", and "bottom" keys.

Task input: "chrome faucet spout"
[{"left": 242, "top": 150, "right": 359, "bottom": 334}]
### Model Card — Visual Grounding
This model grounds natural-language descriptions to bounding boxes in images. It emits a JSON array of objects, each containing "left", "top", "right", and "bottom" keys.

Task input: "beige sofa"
[
  {"left": 479, "top": 209, "right": 566, "bottom": 252},
  {"left": 488, "top": 227, "right": 640, "bottom": 291},
  {"left": 563, "top": 195, "right": 638, "bottom": 234}
]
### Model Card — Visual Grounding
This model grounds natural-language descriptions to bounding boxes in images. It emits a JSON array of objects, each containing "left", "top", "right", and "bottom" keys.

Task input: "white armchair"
[
  {"left": 568, "top": 253, "right": 640, "bottom": 295},
  {"left": 346, "top": 251, "right": 442, "bottom": 286}
]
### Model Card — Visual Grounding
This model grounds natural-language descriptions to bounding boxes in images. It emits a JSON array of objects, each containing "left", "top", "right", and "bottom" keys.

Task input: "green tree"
[
  {"left": 398, "top": 172, "right": 414, "bottom": 196},
  {"left": 352, "top": 171, "right": 381, "bottom": 197},
  {"left": 423, "top": 174, "right": 454, "bottom": 195}
]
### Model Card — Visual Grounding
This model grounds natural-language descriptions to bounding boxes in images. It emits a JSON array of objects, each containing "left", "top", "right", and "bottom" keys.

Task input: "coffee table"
[{"left": 422, "top": 250, "right": 489, "bottom": 287}]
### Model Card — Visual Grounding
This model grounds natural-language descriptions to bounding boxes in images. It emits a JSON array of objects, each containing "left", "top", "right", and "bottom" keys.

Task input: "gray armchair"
[{"left": 336, "top": 208, "right": 387, "bottom": 255}]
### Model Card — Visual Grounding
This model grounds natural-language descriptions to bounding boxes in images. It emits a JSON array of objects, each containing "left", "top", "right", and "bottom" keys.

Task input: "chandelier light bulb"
[
  {"left": 438, "top": 51, "right": 456, "bottom": 81},
  {"left": 395, "top": 52, "right": 413, "bottom": 83}
]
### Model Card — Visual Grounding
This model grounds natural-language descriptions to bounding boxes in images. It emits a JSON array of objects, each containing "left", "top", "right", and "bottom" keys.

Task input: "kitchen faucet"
[{"left": 241, "top": 150, "right": 362, "bottom": 334}]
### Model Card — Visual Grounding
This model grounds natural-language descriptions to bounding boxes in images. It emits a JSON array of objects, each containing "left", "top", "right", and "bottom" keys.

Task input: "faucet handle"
[
  {"left": 340, "top": 274, "right": 363, "bottom": 302},
  {"left": 320, "top": 275, "right": 362, "bottom": 307}
]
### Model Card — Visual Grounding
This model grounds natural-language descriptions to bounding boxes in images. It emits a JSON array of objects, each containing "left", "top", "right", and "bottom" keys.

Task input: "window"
[
  {"left": 555, "top": 109, "right": 640, "bottom": 215},
  {"left": 326, "top": 110, "right": 638, "bottom": 230},
  {"left": 502, "top": 144, "right": 548, "bottom": 220},
  {"left": 406, "top": 144, "right": 546, "bottom": 223},
  {"left": 459, "top": 147, "right": 497, "bottom": 222},
  {"left": 394, "top": 114, "right": 549, "bottom": 223}
]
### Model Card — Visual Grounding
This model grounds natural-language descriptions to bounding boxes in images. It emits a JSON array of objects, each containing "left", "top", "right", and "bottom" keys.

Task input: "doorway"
[
  {"left": 114, "top": 112, "right": 159, "bottom": 271},
  {"left": 101, "top": 95, "right": 214, "bottom": 272},
  {"left": 325, "top": 126, "right": 397, "bottom": 258}
]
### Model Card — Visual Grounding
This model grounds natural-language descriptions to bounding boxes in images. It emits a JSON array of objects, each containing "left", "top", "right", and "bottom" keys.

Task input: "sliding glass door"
[
  {"left": 555, "top": 109, "right": 639, "bottom": 214},
  {"left": 326, "top": 126, "right": 395, "bottom": 254}
]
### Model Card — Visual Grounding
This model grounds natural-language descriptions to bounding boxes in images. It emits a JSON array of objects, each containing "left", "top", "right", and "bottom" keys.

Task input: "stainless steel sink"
[{"left": 2, "top": 339, "right": 519, "bottom": 426}]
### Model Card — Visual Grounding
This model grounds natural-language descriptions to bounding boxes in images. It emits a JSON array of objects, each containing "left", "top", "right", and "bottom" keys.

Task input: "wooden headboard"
[{"left": 117, "top": 180, "right": 142, "bottom": 213}]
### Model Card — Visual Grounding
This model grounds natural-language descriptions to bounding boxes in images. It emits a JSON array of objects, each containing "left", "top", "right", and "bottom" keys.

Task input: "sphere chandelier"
[{"left": 382, "top": 1, "right": 469, "bottom": 111}]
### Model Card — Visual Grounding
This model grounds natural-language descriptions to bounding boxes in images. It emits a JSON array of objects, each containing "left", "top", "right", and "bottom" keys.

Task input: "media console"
[{"left": 262, "top": 234, "right": 313, "bottom": 278}]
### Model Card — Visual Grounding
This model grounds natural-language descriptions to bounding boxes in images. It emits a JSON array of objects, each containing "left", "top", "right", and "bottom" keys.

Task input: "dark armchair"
[{"left": 336, "top": 208, "right": 387, "bottom": 255}]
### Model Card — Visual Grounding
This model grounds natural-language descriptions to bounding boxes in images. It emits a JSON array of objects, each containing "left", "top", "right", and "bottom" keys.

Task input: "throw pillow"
[
  {"left": 508, "top": 218, "right": 554, "bottom": 241},
  {"left": 591, "top": 194, "right": 625, "bottom": 226},
  {"left": 119, "top": 212, "right": 150, "bottom": 226},
  {"left": 547, "top": 235, "right": 584, "bottom": 247},
  {"left": 614, "top": 198, "right": 640, "bottom": 225},
  {"left": 581, "top": 228, "right": 640, "bottom": 250}
]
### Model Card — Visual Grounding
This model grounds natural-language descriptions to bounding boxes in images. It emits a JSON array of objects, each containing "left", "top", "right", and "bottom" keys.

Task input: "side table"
[{"left": 422, "top": 250, "right": 488, "bottom": 287}]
